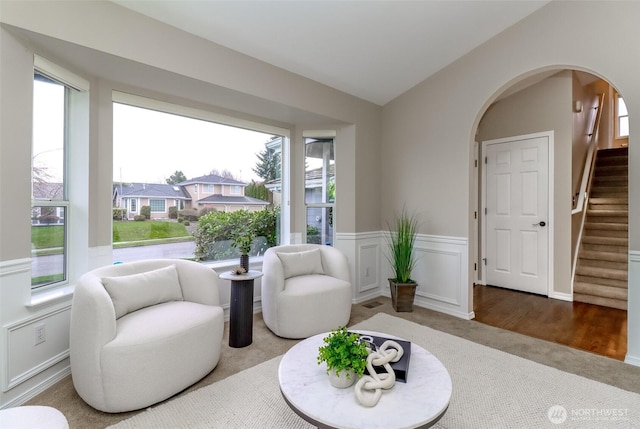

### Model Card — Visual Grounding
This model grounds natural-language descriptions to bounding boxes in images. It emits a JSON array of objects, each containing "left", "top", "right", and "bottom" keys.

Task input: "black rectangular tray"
[{"left": 354, "top": 333, "right": 411, "bottom": 383}]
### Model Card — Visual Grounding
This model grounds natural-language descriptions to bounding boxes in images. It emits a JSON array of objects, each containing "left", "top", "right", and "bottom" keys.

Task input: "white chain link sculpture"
[{"left": 354, "top": 340, "right": 404, "bottom": 407}]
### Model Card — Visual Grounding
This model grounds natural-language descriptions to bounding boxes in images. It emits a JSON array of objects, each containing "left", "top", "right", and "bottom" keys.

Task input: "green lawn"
[
  {"left": 31, "top": 225, "right": 64, "bottom": 249},
  {"left": 31, "top": 221, "right": 192, "bottom": 250},
  {"left": 112, "top": 220, "right": 191, "bottom": 242}
]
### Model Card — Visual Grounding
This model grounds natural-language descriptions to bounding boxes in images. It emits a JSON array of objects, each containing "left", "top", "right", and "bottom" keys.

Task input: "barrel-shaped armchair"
[
  {"left": 70, "top": 259, "right": 224, "bottom": 413},
  {"left": 261, "top": 244, "right": 352, "bottom": 339}
]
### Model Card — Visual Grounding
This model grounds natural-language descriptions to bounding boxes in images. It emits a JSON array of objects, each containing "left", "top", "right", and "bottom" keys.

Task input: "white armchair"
[
  {"left": 261, "top": 244, "right": 352, "bottom": 339},
  {"left": 70, "top": 259, "right": 224, "bottom": 413}
]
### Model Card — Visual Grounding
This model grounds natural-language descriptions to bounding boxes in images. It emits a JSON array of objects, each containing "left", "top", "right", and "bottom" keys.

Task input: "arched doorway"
[{"left": 471, "top": 68, "right": 629, "bottom": 360}]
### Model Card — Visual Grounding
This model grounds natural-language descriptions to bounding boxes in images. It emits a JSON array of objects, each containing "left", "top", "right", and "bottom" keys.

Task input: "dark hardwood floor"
[{"left": 473, "top": 284, "right": 628, "bottom": 360}]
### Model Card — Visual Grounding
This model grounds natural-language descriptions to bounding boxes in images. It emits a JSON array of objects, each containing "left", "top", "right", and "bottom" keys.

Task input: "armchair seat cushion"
[
  {"left": 281, "top": 274, "right": 350, "bottom": 297},
  {"left": 101, "top": 301, "right": 224, "bottom": 411}
]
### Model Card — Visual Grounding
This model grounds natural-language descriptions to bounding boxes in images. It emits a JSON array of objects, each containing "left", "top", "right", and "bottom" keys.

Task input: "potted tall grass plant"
[{"left": 386, "top": 207, "right": 420, "bottom": 312}]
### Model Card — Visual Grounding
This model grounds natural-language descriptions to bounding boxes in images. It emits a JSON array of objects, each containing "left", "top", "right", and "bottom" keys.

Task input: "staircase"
[{"left": 574, "top": 147, "right": 628, "bottom": 310}]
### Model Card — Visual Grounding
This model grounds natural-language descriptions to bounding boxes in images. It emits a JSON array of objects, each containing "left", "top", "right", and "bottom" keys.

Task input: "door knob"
[{"left": 533, "top": 221, "right": 546, "bottom": 227}]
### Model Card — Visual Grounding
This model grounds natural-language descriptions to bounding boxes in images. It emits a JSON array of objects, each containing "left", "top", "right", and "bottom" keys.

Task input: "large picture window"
[{"left": 112, "top": 93, "right": 288, "bottom": 264}]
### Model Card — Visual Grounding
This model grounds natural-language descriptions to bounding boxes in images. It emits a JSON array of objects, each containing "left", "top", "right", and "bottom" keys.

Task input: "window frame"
[
  {"left": 303, "top": 134, "right": 336, "bottom": 246},
  {"left": 111, "top": 91, "right": 291, "bottom": 263},
  {"left": 31, "top": 55, "right": 89, "bottom": 292},
  {"left": 616, "top": 94, "right": 629, "bottom": 139}
]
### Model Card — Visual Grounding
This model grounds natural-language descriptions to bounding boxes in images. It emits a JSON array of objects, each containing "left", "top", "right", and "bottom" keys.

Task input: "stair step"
[
  {"left": 578, "top": 250, "right": 627, "bottom": 263},
  {"left": 587, "top": 208, "right": 628, "bottom": 216},
  {"left": 575, "top": 274, "right": 627, "bottom": 288},
  {"left": 573, "top": 293, "right": 627, "bottom": 310},
  {"left": 574, "top": 282, "right": 628, "bottom": 300},
  {"left": 590, "top": 186, "right": 628, "bottom": 194},
  {"left": 584, "top": 222, "right": 628, "bottom": 231},
  {"left": 582, "top": 243, "right": 628, "bottom": 254},
  {"left": 594, "top": 165, "right": 628, "bottom": 176},
  {"left": 596, "top": 156, "right": 629, "bottom": 168},
  {"left": 592, "top": 175, "right": 627, "bottom": 184},
  {"left": 588, "top": 204, "right": 628, "bottom": 211},
  {"left": 575, "top": 265, "right": 627, "bottom": 281},
  {"left": 584, "top": 230, "right": 628, "bottom": 239},
  {"left": 589, "top": 197, "right": 628, "bottom": 205},
  {"left": 582, "top": 235, "right": 628, "bottom": 246},
  {"left": 577, "top": 258, "right": 627, "bottom": 271}
]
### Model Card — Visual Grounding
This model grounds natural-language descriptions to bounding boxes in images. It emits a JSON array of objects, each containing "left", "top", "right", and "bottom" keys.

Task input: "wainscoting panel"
[
  {"left": 358, "top": 242, "right": 380, "bottom": 294},
  {"left": 335, "top": 232, "right": 382, "bottom": 303},
  {"left": 410, "top": 235, "right": 471, "bottom": 319},
  {"left": 4, "top": 306, "right": 71, "bottom": 391}
]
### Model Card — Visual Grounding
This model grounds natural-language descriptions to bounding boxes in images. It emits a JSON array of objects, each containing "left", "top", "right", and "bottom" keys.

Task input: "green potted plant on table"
[
  {"left": 317, "top": 327, "right": 369, "bottom": 388},
  {"left": 386, "top": 207, "right": 420, "bottom": 312},
  {"left": 231, "top": 230, "right": 255, "bottom": 273}
]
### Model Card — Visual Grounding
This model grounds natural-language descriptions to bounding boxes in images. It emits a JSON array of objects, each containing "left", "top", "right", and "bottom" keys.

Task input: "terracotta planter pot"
[{"left": 389, "top": 279, "right": 417, "bottom": 312}]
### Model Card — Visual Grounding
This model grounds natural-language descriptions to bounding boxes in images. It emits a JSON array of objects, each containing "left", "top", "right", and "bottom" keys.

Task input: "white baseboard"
[
  {"left": 549, "top": 291, "right": 573, "bottom": 302},
  {"left": 1, "top": 366, "right": 70, "bottom": 409},
  {"left": 624, "top": 354, "right": 640, "bottom": 367}
]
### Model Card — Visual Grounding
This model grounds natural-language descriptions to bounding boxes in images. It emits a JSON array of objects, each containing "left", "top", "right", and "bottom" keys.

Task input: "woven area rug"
[{"left": 109, "top": 313, "right": 640, "bottom": 428}]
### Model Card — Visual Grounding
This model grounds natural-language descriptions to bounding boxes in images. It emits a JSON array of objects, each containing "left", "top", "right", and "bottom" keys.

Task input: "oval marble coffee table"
[{"left": 279, "top": 331, "right": 452, "bottom": 429}]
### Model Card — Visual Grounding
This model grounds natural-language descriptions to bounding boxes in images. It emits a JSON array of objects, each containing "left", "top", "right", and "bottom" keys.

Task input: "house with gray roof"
[
  {"left": 113, "top": 175, "right": 269, "bottom": 220},
  {"left": 113, "top": 182, "right": 191, "bottom": 220},
  {"left": 178, "top": 174, "right": 269, "bottom": 213}
]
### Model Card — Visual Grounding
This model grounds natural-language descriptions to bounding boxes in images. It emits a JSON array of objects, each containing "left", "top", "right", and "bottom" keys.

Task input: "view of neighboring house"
[
  {"left": 113, "top": 174, "right": 270, "bottom": 220},
  {"left": 32, "top": 182, "right": 64, "bottom": 224},
  {"left": 113, "top": 182, "right": 190, "bottom": 220},
  {"left": 178, "top": 173, "right": 269, "bottom": 213}
]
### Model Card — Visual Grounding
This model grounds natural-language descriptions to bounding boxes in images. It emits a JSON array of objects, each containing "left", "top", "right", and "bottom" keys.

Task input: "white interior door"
[{"left": 483, "top": 133, "right": 550, "bottom": 295}]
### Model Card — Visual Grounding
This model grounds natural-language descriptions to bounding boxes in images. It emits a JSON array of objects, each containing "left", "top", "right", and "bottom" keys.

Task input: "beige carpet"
[{"left": 107, "top": 313, "right": 640, "bottom": 429}]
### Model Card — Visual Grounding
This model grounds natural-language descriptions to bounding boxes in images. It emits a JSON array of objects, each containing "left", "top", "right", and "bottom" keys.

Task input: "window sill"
[
  {"left": 202, "top": 256, "right": 264, "bottom": 273},
  {"left": 27, "top": 284, "right": 74, "bottom": 309}
]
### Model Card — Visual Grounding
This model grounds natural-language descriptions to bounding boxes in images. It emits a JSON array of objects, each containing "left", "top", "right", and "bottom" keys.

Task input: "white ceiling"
[{"left": 113, "top": 0, "right": 551, "bottom": 106}]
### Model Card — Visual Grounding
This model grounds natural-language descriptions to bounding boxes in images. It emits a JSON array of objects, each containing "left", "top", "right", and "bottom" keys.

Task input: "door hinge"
[
  {"left": 484, "top": 156, "right": 487, "bottom": 164},
  {"left": 474, "top": 263, "right": 477, "bottom": 271},
  {"left": 482, "top": 258, "right": 487, "bottom": 266},
  {"left": 474, "top": 211, "right": 477, "bottom": 219},
  {"left": 484, "top": 207, "right": 487, "bottom": 215},
  {"left": 475, "top": 159, "right": 478, "bottom": 168}
]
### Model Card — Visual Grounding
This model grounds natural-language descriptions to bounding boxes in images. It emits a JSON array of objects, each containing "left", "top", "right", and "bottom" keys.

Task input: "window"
[
  {"left": 31, "top": 71, "right": 73, "bottom": 288},
  {"left": 150, "top": 199, "right": 166, "bottom": 212},
  {"left": 32, "top": 71, "right": 67, "bottom": 288},
  {"left": 616, "top": 95, "right": 629, "bottom": 138},
  {"left": 129, "top": 198, "right": 138, "bottom": 213},
  {"left": 304, "top": 137, "right": 335, "bottom": 246},
  {"left": 112, "top": 92, "right": 288, "bottom": 263},
  {"left": 31, "top": 57, "right": 89, "bottom": 292}
]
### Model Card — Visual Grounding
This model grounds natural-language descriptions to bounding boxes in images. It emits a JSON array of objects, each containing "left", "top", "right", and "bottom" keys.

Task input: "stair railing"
[
  {"left": 572, "top": 93, "right": 604, "bottom": 215},
  {"left": 571, "top": 93, "right": 604, "bottom": 285}
]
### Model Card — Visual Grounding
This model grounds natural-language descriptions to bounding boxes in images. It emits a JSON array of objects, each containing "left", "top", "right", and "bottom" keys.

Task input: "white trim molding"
[{"left": 625, "top": 250, "right": 640, "bottom": 367}]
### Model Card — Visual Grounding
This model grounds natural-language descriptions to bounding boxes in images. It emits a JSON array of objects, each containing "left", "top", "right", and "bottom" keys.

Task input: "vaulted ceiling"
[{"left": 113, "top": 1, "right": 551, "bottom": 106}]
